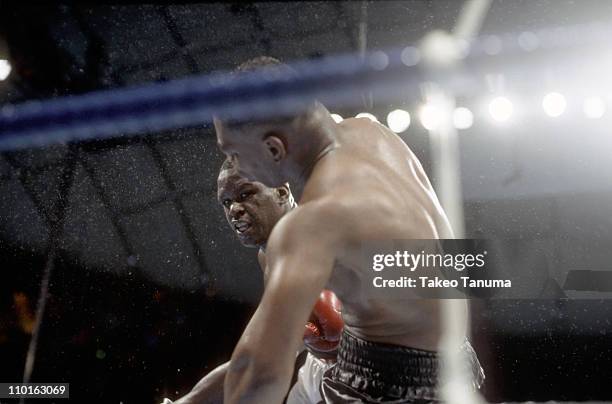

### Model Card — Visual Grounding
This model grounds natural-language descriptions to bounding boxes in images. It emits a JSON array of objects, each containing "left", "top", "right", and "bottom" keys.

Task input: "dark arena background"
[{"left": 1, "top": 1, "right": 612, "bottom": 403}]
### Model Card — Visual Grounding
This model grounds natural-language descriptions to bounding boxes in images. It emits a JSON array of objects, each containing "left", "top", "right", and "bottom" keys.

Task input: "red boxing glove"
[{"left": 303, "top": 290, "right": 343, "bottom": 360}]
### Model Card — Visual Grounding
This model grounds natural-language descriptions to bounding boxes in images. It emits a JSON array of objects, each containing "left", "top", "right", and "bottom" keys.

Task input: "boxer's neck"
[{"left": 288, "top": 103, "right": 339, "bottom": 201}]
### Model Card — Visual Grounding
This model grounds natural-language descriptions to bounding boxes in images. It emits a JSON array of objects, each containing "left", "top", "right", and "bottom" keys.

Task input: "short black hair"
[
  {"left": 233, "top": 56, "right": 298, "bottom": 79},
  {"left": 235, "top": 56, "right": 285, "bottom": 73},
  {"left": 223, "top": 56, "right": 302, "bottom": 127}
]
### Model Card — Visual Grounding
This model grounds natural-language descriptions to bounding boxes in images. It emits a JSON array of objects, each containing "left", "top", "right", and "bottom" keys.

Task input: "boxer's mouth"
[{"left": 233, "top": 220, "right": 251, "bottom": 234}]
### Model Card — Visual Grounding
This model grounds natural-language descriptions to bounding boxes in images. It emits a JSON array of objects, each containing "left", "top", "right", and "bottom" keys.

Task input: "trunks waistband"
[{"left": 329, "top": 330, "right": 484, "bottom": 401}]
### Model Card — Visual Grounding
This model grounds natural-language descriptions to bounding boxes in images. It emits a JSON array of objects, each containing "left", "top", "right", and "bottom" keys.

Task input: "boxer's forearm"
[
  {"left": 174, "top": 347, "right": 307, "bottom": 404},
  {"left": 223, "top": 301, "right": 302, "bottom": 403},
  {"left": 175, "top": 362, "right": 228, "bottom": 404},
  {"left": 224, "top": 353, "right": 290, "bottom": 404}
]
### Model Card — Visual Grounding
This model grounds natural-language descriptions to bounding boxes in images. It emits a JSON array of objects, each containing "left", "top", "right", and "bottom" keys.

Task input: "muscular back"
[{"left": 297, "top": 117, "right": 458, "bottom": 351}]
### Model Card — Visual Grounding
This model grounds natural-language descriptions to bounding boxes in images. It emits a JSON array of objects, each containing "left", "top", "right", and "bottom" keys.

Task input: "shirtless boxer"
[
  {"left": 170, "top": 158, "right": 343, "bottom": 404},
  {"left": 214, "top": 57, "right": 484, "bottom": 403}
]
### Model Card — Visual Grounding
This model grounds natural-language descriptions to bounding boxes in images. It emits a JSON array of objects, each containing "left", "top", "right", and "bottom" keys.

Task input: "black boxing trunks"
[{"left": 319, "top": 330, "right": 485, "bottom": 403}]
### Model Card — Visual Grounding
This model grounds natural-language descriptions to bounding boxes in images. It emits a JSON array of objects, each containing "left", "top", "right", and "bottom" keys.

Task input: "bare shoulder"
[
  {"left": 263, "top": 199, "right": 346, "bottom": 281},
  {"left": 268, "top": 198, "right": 351, "bottom": 246}
]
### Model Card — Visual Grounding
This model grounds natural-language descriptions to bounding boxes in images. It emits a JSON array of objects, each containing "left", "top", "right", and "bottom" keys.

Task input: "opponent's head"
[
  {"left": 214, "top": 56, "right": 326, "bottom": 188},
  {"left": 217, "top": 157, "right": 294, "bottom": 248}
]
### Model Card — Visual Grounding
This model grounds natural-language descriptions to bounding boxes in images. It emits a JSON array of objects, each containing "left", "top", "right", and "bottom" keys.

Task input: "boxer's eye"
[
  {"left": 222, "top": 199, "right": 232, "bottom": 208},
  {"left": 239, "top": 191, "right": 251, "bottom": 200}
]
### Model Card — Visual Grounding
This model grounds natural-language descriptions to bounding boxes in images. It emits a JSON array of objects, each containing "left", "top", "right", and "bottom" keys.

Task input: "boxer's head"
[
  {"left": 214, "top": 57, "right": 335, "bottom": 188},
  {"left": 217, "top": 157, "right": 294, "bottom": 248}
]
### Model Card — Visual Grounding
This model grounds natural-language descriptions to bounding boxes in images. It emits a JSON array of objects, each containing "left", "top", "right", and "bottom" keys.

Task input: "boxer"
[
  {"left": 214, "top": 57, "right": 484, "bottom": 403},
  {"left": 170, "top": 158, "right": 343, "bottom": 404}
]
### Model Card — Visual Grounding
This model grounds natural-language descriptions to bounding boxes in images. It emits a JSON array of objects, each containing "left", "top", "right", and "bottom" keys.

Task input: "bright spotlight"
[
  {"left": 583, "top": 97, "right": 605, "bottom": 119},
  {"left": 419, "top": 104, "right": 440, "bottom": 131},
  {"left": 355, "top": 112, "right": 379, "bottom": 122},
  {"left": 401, "top": 46, "right": 421, "bottom": 67},
  {"left": 331, "top": 113, "right": 344, "bottom": 123},
  {"left": 453, "top": 107, "right": 474, "bottom": 130},
  {"left": 518, "top": 31, "right": 539, "bottom": 52},
  {"left": 488, "top": 97, "right": 513, "bottom": 122},
  {"left": 483, "top": 35, "right": 502, "bottom": 56},
  {"left": 542, "top": 92, "right": 567, "bottom": 117},
  {"left": 386, "top": 109, "right": 411, "bottom": 133},
  {"left": 0, "top": 59, "right": 11, "bottom": 81},
  {"left": 370, "top": 51, "right": 389, "bottom": 71}
]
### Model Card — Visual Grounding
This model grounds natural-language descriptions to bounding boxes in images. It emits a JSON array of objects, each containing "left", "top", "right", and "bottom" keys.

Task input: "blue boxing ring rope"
[{"left": 1, "top": 22, "right": 611, "bottom": 151}]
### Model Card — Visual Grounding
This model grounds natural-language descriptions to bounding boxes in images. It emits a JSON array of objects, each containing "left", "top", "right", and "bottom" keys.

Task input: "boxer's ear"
[
  {"left": 263, "top": 133, "right": 286, "bottom": 163},
  {"left": 275, "top": 184, "right": 290, "bottom": 205}
]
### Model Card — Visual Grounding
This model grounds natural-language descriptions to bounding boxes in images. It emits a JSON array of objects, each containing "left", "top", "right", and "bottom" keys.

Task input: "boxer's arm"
[
  {"left": 224, "top": 204, "right": 341, "bottom": 404},
  {"left": 174, "top": 362, "right": 229, "bottom": 404},
  {"left": 262, "top": 243, "right": 343, "bottom": 361}
]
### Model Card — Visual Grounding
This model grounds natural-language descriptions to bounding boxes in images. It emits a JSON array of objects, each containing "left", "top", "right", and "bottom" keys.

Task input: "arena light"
[
  {"left": 542, "top": 92, "right": 567, "bottom": 117},
  {"left": 355, "top": 112, "right": 379, "bottom": 122},
  {"left": 0, "top": 59, "right": 11, "bottom": 81},
  {"left": 386, "top": 109, "right": 411, "bottom": 133},
  {"left": 370, "top": 51, "right": 389, "bottom": 71},
  {"left": 488, "top": 97, "right": 513, "bottom": 122},
  {"left": 418, "top": 104, "right": 440, "bottom": 131},
  {"left": 518, "top": 31, "right": 539, "bottom": 52},
  {"left": 330, "top": 113, "right": 344, "bottom": 123},
  {"left": 583, "top": 97, "right": 606, "bottom": 119},
  {"left": 400, "top": 46, "right": 421, "bottom": 67},
  {"left": 453, "top": 107, "right": 474, "bottom": 130},
  {"left": 483, "top": 35, "right": 502, "bottom": 56}
]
